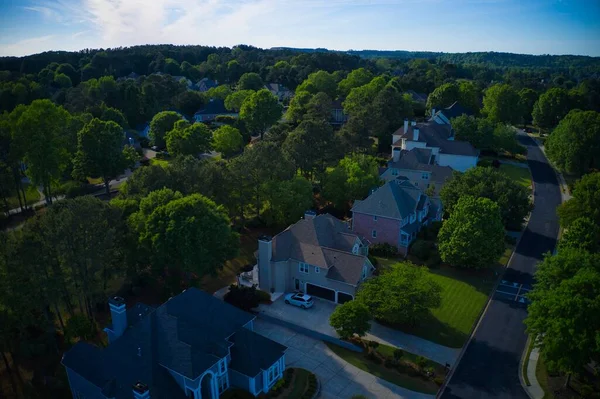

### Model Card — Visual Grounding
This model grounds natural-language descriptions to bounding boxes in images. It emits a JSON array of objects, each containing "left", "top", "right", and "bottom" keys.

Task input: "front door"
[{"left": 294, "top": 278, "right": 300, "bottom": 291}]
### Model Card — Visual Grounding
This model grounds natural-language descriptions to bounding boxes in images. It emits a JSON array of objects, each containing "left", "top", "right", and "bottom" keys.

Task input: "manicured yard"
[
  {"left": 499, "top": 164, "right": 532, "bottom": 189},
  {"left": 377, "top": 247, "right": 511, "bottom": 348},
  {"left": 536, "top": 355, "right": 553, "bottom": 399},
  {"left": 149, "top": 158, "right": 170, "bottom": 168},
  {"left": 325, "top": 341, "right": 443, "bottom": 394},
  {"left": 6, "top": 182, "right": 41, "bottom": 209},
  {"left": 221, "top": 368, "right": 313, "bottom": 399}
]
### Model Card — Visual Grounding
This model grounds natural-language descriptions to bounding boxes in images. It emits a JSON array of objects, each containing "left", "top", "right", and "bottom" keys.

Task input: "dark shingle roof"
[
  {"left": 229, "top": 328, "right": 287, "bottom": 377},
  {"left": 62, "top": 289, "right": 283, "bottom": 399},
  {"left": 194, "top": 99, "right": 231, "bottom": 115},
  {"left": 271, "top": 214, "right": 367, "bottom": 285},
  {"left": 434, "top": 101, "right": 473, "bottom": 120},
  {"left": 351, "top": 180, "right": 422, "bottom": 220}
]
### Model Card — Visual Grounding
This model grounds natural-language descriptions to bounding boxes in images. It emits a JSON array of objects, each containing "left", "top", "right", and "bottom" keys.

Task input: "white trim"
[
  {"left": 298, "top": 262, "right": 309, "bottom": 274},
  {"left": 314, "top": 266, "right": 320, "bottom": 274}
]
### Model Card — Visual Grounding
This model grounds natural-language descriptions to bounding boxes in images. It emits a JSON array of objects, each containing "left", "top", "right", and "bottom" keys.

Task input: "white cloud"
[{"left": 0, "top": 35, "right": 56, "bottom": 56}]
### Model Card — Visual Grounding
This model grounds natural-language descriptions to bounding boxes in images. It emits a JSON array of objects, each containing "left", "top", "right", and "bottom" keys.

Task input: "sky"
[{"left": 0, "top": 0, "right": 599, "bottom": 57}]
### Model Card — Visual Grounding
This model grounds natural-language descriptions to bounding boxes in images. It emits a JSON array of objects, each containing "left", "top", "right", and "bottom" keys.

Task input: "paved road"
[{"left": 441, "top": 133, "right": 562, "bottom": 399}]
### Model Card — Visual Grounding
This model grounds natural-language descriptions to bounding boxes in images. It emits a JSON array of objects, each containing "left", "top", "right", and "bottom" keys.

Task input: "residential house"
[
  {"left": 380, "top": 147, "right": 454, "bottom": 196},
  {"left": 62, "top": 288, "right": 286, "bottom": 399},
  {"left": 172, "top": 76, "right": 194, "bottom": 90},
  {"left": 429, "top": 101, "right": 473, "bottom": 125},
  {"left": 331, "top": 99, "right": 349, "bottom": 125},
  {"left": 258, "top": 212, "right": 374, "bottom": 304},
  {"left": 124, "top": 131, "right": 142, "bottom": 150},
  {"left": 137, "top": 123, "right": 151, "bottom": 139},
  {"left": 195, "top": 78, "right": 219, "bottom": 92},
  {"left": 391, "top": 119, "right": 479, "bottom": 172},
  {"left": 194, "top": 99, "right": 238, "bottom": 123},
  {"left": 406, "top": 90, "right": 428, "bottom": 105},
  {"left": 264, "top": 83, "right": 293, "bottom": 102},
  {"left": 351, "top": 180, "right": 442, "bottom": 255}
]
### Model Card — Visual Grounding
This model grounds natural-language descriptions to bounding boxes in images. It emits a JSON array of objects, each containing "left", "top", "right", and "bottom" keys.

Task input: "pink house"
[{"left": 351, "top": 179, "right": 442, "bottom": 255}]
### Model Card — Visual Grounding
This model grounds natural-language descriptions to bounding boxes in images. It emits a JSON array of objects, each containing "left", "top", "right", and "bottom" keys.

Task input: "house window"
[
  {"left": 373, "top": 215, "right": 377, "bottom": 221},
  {"left": 314, "top": 266, "right": 320, "bottom": 274},
  {"left": 422, "top": 173, "right": 429, "bottom": 180},
  {"left": 217, "top": 375, "right": 228, "bottom": 393},
  {"left": 391, "top": 169, "right": 398, "bottom": 176},
  {"left": 362, "top": 266, "right": 367, "bottom": 280},
  {"left": 219, "top": 359, "right": 226, "bottom": 374},
  {"left": 414, "top": 182, "right": 418, "bottom": 187},
  {"left": 267, "top": 362, "right": 280, "bottom": 385},
  {"left": 372, "top": 230, "right": 377, "bottom": 238},
  {"left": 299, "top": 263, "right": 309, "bottom": 274}
]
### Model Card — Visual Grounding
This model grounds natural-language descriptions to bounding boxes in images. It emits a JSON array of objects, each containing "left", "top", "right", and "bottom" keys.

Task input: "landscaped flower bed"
[{"left": 221, "top": 368, "right": 318, "bottom": 399}]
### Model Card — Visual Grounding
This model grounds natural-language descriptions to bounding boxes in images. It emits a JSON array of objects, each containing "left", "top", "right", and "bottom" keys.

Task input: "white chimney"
[
  {"left": 403, "top": 119, "right": 408, "bottom": 133},
  {"left": 392, "top": 148, "right": 400, "bottom": 163},
  {"left": 411, "top": 121, "right": 417, "bottom": 126},
  {"left": 431, "top": 108, "right": 436, "bottom": 118},
  {"left": 414, "top": 128, "right": 420, "bottom": 141},
  {"left": 258, "top": 235, "right": 273, "bottom": 292}
]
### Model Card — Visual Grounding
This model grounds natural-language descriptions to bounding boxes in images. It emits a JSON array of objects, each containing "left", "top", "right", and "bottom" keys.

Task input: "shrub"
[
  {"left": 415, "top": 356, "right": 428, "bottom": 370},
  {"left": 478, "top": 158, "right": 492, "bottom": 167},
  {"left": 434, "top": 376, "right": 445, "bottom": 386},
  {"left": 255, "top": 289, "right": 271, "bottom": 303},
  {"left": 504, "top": 235, "right": 518, "bottom": 245},
  {"left": 383, "top": 357, "right": 395, "bottom": 368},
  {"left": 369, "top": 243, "right": 397, "bottom": 257},
  {"left": 393, "top": 348, "right": 404, "bottom": 360},
  {"left": 224, "top": 284, "right": 260, "bottom": 311},
  {"left": 410, "top": 240, "right": 434, "bottom": 261},
  {"left": 58, "top": 181, "right": 96, "bottom": 199},
  {"left": 426, "top": 251, "right": 442, "bottom": 268},
  {"left": 492, "top": 159, "right": 501, "bottom": 168},
  {"left": 368, "top": 340, "right": 380, "bottom": 349}
]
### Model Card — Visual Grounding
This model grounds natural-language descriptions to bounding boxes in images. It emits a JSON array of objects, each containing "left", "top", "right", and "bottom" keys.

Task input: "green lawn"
[
  {"left": 325, "top": 342, "right": 443, "bottom": 394},
  {"left": 287, "top": 368, "right": 310, "bottom": 399},
  {"left": 7, "top": 182, "right": 41, "bottom": 209},
  {"left": 499, "top": 164, "right": 532, "bottom": 189},
  {"left": 149, "top": 158, "right": 170, "bottom": 168},
  {"left": 536, "top": 355, "right": 553, "bottom": 399},
  {"left": 377, "top": 247, "right": 511, "bottom": 348}
]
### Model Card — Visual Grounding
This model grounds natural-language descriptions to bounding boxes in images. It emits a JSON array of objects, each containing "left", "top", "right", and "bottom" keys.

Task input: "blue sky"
[{"left": 0, "top": 0, "right": 599, "bottom": 57}]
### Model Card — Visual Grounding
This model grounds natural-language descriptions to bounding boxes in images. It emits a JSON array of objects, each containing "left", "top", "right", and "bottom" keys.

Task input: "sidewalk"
[{"left": 522, "top": 342, "right": 544, "bottom": 399}]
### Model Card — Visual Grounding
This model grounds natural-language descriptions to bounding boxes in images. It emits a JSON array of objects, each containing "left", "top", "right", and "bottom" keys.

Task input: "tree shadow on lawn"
[
  {"left": 427, "top": 264, "right": 503, "bottom": 297},
  {"left": 379, "top": 312, "right": 469, "bottom": 349}
]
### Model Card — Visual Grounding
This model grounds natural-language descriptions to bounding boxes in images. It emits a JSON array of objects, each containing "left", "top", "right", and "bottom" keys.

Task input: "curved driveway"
[{"left": 441, "top": 133, "right": 562, "bottom": 399}]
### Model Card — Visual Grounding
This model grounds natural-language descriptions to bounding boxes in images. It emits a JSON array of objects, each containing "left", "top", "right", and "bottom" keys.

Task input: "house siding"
[
  {"left": 381, "top": 168, "right": 432, "bottom": 190},
  {"left": 65, "top": 367, "right": 105, "bottom": 399},
  {"left": 229, "top": 369, "right": 252, "bottom": 392},
  {"left": 352, "top": 212, "right": 401, "bottom": 249},
  {"left": 287, "top": 259, "right": 358, "bottom": 297}
]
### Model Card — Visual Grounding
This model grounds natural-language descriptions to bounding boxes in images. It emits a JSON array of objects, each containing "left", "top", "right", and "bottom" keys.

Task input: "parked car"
[{"left": 284, "top": 293, "right": 314, "bottom": 309}]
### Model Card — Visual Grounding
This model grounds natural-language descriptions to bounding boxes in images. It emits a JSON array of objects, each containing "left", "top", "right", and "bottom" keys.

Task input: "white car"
[{"left": 284, "top": 293, "right": 314, "bottom": 309}]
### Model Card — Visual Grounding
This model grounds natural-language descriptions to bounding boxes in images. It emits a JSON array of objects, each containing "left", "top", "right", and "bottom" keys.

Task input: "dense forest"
[{"left": 1, "top": 43, "right": 600, "bottom": 398}]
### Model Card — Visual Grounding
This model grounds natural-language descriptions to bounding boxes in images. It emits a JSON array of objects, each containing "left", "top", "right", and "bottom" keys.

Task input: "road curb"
[
  {"left": 519, "top": 335, "right": 534, "bottom": 398},
  {"left": 437, "top": 140, "right": 534, "bottom": 398}
]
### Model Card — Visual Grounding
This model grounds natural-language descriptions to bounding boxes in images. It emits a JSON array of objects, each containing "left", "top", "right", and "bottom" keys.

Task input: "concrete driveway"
[
  {"left": 257, "top": 297, "right": 459, "bottom": 366},
  {"left": 254, "top": 318, "right": 434, "bottom": 399}
]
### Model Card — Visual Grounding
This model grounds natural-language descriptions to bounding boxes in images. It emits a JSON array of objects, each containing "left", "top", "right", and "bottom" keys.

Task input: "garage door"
[
  {"left": 337, "top": 292, "right": 353, "bottom": 304},
  {"left": 306, "top": 283, "right": 335, "bottom": 302}
]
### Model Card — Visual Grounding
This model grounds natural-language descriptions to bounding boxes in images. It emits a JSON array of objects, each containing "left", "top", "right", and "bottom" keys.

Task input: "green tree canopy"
[
  {"left": 329, "top": 300, "right": 372, "bottom": 339},
  {"left": 545, "top": 109, "right": 600, "bottom": 176},
  {"left": 356, "top": 263, "right": 442, "bottom": 326},
  {"left": 101, "top": 106, "right": 128, "bottom": 128},
  {"left": 149, "top": 111, "right": 182, "bottom": 148},
  {"left": 337, "top": 68, "right": 374, "bottom": 97},
  {"left": 532, "top": 87, "right": 577, "bottom": 129},
  {"left": 519, "top": 88, "right": 538, "bottom": 124},
  {"left": 557, "top": 217, "right": 600, "bottom": 253},
  {"left": 323, "top": 154, "right": 381, "bottom": 209},
  {"left": 482, "top": 83, "right": 522, "bottom": 124},
  {"left": 285, "top": 90, "right": 313, "bottom": 124},
  {"left": 426, "top": 81, "right": 480, "bottom": 114},
  {"left": 526, "top": 250, "right": 600, "bottom": 375},
  {"left": 296, "top": 70, "right": 338, "bottom": 98},
  {"left": 132, "top": 189, "right": 239, "bottom": 290},
  {"left": 239, "top": 89, "right": 282, "bottom": 138},
  {"left": 557, "top": 172, "right": 600, "bottom": 228},
  {"left": 212, "top": 125, "right": 244, "bottom": 157},
  {"left": 53, "top": 73, "right": 72, "bottom": 89},
  {"left": 451, "top": 115, "right": 495, "bottom": 150},
  {"left": 264, "top": 176, "right": 313, "bottom": 226},
  {"left": 13, "top": 99, "right": 71, "bottom": 203},
  {"left": 237, "top": 72, "right": 264, "bottom": 91},
  {"left": 166, "top": 122, "right": 212, "bottom": 157},
  {"left": 73, "top": 118, "right": 136, "bottom": 194},
  {"left": 224, "top": 90, "right": 254, "bottom": 112},
  {"left": 440, "top": 166, "right": 531, "bottom": 229},
  {"left": 283, "top": 118, "right": 334, "bottom": 177},
  {"left": 438, "top": 196, "right": 505, "bottom": 268}
]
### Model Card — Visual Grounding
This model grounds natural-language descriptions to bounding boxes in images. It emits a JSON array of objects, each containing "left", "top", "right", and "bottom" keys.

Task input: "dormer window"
[
  {"left": 352, "top": 243, "right": 360, "bottom": 255},
  {"left": 373, "top": 215, "right": 377, "bottom": 221}
]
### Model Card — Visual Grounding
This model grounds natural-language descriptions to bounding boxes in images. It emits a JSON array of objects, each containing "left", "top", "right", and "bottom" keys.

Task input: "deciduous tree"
[
  {"left": 224, "top": 90, "right": 254, "bottom": 112},
  {"left": 323, "top": 154, "right": 381, "bottom": 209},
  {"left": 166, "top": 122, "right": 212, "bottom": 157},
  {"left": 237, "top": 72, "right": 264, "bottom": 91},
  {"left": 212, "top": 125, "right": 244, "bottom": 157},
  {"left": 239, "top": 89, "right": 282, "bottom": 138},
  {"left": 438, "top": 196, "right": 505, "bottom": 269},
  {"left": 532, "top": 88, "right": 576, "bottom": 129},
  {"left": 149, "top": 111, "right": 182, "bottom": 148},
  {"left": 557, "top": 217, "right": 600, "bottom": 253},
  {"left": 356, "top": 263, "right": 442, "bottom": 326},
  {"left": 263, "top": 176, "right": 313, "bottom": 226},
  {"left": 557, "top": 172, "right": 600, "bottom": 227},
  {"left": 330, "top": 300, "right": 372, "bottom": 339},
  {"left": 482, "top": 83, "right": 522, "bottom": 124}
]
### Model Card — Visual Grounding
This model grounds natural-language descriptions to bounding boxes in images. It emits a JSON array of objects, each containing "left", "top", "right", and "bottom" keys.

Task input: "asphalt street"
[{"left": 441, "top": 133, "right": 562, "bottom": 399}]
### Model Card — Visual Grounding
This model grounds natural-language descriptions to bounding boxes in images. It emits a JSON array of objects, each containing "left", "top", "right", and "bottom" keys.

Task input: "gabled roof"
[
  {"left": 62, "top": 289, "right": 284, "bottom": 399},
  {"left": 229, "top": 328, "right": 287, "bottom": 377},
  {"left": 265, "top": 83, "right": 291, "bottom": 93},
  {"left": 392, "top": 122, "right": 478, "bottom": 157},
  {"left": 351, "top": 180, "right": 422, "bottom": 220},
  {"left": 385, "top": 148, "right": 454, "bottom": 184},
  {"left": 406, "top": 90, "right": 428, "bottom": 103},
  {"left": 194, "top": 99, "right": 232, "bottom": 115},
  {"left": 271, "top": 214, "right": 367, "bottom": 285},
  {"left": 434, "top": 101, "right": 473, "bottom": 120}
]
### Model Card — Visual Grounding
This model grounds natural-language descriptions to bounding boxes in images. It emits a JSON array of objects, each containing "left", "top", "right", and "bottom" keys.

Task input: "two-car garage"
[{"left": 306, "top": 283, "right": 353, "bottom": 304}]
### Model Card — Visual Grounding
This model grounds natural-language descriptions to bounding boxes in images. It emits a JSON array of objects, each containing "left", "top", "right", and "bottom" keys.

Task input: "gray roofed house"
[
  {"left": 258, "top": 212, "right": 374, "bottom": 304},
  {"left": 391, "top": 120, "right": 479, "bottom": 172},
  {"left": 351, "top": 180, "right": 442, "bottom": 255},
  {"left": 265, "top": 83, "right": 293, "bottom": 102},
  {"left": 430, "top": 101, "right": 474, "bottom": 125},
  {"left": 62, "top": 288, "right": 287, "bottom": 399}
]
